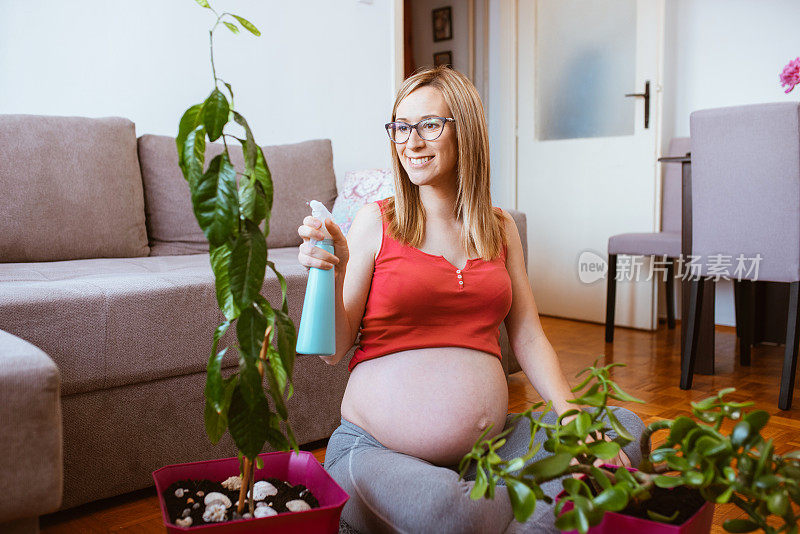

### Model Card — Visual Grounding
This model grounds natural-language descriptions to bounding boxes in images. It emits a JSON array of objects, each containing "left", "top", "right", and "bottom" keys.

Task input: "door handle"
[{"left": 625, "top": 80, "right": 650, "bottom": 129}]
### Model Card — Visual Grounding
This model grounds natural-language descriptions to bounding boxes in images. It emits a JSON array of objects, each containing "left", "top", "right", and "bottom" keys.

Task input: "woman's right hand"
[{"left": 297, "top": 216, "right": 349, "bottom": 277}]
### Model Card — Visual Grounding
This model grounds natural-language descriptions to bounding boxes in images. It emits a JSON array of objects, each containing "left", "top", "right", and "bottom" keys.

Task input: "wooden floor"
[{"left": 40, "top": 316, "right": 800, "bottom": 533}]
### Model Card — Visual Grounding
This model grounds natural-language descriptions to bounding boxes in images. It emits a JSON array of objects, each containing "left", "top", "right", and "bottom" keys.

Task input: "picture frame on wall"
[
  {"left": 433, "top": 51, "right": 452, "bottom": 67},
  {"left": 432, "top": 6, "right": 452, "bottom": 42}
]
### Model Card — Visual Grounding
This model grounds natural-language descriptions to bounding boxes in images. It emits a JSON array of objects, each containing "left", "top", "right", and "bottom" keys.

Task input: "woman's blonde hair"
[{"left": 383, "top": 66, "right": 506, "bottom": 260}]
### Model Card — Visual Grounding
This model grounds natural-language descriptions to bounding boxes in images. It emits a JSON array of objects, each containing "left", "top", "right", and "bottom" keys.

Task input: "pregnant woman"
[{"left": 297, "top": 66, "right": 644, "bottom": 533}]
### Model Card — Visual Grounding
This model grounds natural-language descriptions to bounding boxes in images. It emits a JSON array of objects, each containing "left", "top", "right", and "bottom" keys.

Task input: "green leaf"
[
  {"left": 230, "top": 220, "right": 267, "bottom": 309},
  {"left": 273, "top": 306, "right": 296, "bottom": 372},
  {"left": 524, "top": 453, "right": 573, "bottom": 480},
  {"left": 609, "top": 382, "right": 644, "bottom": 403},
  {"left": 506, "top": 479, "right": 537, "bottom": 523},
  {"left": 264, "top": 410, "right": 290, "bottom": 451},
  {"left": 590, "top": 467, "right": 612, "bottom": 490},
  {"left": 177, "top": 103, "right": 204, "bottom": 167},
  {"left": 223, "top": 21, "right": 239, "bottom": 34},
  {"left": 647, "top": 509, "right": 680, "bottom": 523},
  {"left": 204, "top": 320, "right": 231, "bottom": 411},
  {"left": 744, "top": 410, "right": 769, "bottom": 434},
  {"left": 654, "top": 475, "right": 683, "bottom": 488},
  {"left": 593, "top": 486, "right": 628, "bottom": 512},
  {"left": 209, "top": 243, "right": 240, "bottom": 320},
  {"left": 239, "top": 178, "right": 267, "bottom": 223},
  {"left": 667, "top": 416, "right": 696, "bottom": 446},
  {"left": 730, "top": 421, "right": 751, "bottom": 448},
  {"left": 563, "top": 478, "right": 587, "bottom": 497},
  {"left": 722, "top": 519, "right": 760, "bottom": 533},
  {"left": 588, "top": 440, "right": 621, "bottom": 460},
  {"left": 255, "top": 456, "right": 264, "bottom": 470},
  {"left": 684, "top": 471, "right": 704, "bottom": 487},
  {"left": 574, "top": 412, "right": 591, "bottom": 437},
  {"left": 554, "top": 510, "right": 578, "bottom": 532},
  {"left": 470, "top": 464, "right": 488, "bottom": 499},
  {"left": 204, "top": 376, "right": 236, "bottom": 444},
  {"left": 767, "top": 492, "right": 788, "bottom": 516},
  {"left": 228, "top": 381, "right": 271, "bottom": 460},
  {"left": 232, "top": 112, "right": 257, "bottom": 174},
  {"left": 232, "top": 14, "right": 261, "bottom": 36},
  {"left": 203, "top": 88, "right": 230, "bottom": 142},
  {"left": 179, "top": 126, "right": 206, "bottom": 188},
  {"left": 192, "top": 153, "right": 238, "bottom": 247},
  {"left": 606, "top": 409, "right": 633, "bottom": 443},
  {"left": 253, "top": 147, "right": 273, "bottom": 235},
  {"left": 194, "top": 0, "right": 211, "bottom": 8},
  {"left": 267, "top": 260, "right": 289, "bottom": 312}
]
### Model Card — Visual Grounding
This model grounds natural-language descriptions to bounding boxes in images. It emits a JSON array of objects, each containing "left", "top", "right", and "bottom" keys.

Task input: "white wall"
[
  {"left": 0, "top": 0, "right": 397, "bottom": 189},
  {"left": 661, "top": 0, "right": 800, "bottom": 325},
  {"left": 410, "top": 0, "right": 470, "bottom": 75}
]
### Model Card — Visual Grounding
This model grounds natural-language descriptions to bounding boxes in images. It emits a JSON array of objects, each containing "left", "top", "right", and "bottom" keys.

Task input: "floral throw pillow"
[{"left": 332, "top": 169, "right": 395, "bottom": 236}]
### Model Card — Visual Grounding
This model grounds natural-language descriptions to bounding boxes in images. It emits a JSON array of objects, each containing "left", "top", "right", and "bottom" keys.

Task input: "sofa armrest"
[
  {"left": 505, "top": 208, "right": 528, "bottom": 271},
  {"left": 0, "top": 330, "right": 63, "bottom": 525},
  {"left": 500, "top": 208, "right": 528, "bottom": 376}
]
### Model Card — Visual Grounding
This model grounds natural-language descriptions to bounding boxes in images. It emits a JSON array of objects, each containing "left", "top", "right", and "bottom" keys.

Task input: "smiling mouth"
[{"left": 408, "top": 155, "right": 434, "bottom": 166}]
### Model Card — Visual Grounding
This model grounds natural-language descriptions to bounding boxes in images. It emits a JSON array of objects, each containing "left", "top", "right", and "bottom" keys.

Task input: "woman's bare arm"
[{"left": 499, "top": 210, "right": 574, "bottom": 415}]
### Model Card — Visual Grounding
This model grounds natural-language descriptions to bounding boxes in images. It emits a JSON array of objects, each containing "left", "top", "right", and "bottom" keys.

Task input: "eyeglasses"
[{"left": 384, "top": 117, "right": 455, "bottom": 144}]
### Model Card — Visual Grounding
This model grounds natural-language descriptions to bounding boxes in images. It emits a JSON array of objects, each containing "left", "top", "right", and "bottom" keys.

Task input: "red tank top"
[{"left": 348, "top": 197, "right": 513, "bottom": 372}]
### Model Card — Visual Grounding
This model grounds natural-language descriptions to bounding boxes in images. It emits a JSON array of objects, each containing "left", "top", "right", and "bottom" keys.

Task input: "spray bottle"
[{"left": 296, "top": 200, "right": 336, "bottom": 356}]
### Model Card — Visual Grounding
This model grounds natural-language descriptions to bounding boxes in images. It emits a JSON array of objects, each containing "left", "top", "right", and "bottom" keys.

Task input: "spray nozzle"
[{"left": 308, "top": 200, "right": 334, "bottom": 246}]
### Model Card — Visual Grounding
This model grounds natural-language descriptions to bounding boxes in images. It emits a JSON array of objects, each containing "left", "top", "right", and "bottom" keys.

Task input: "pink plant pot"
[
  {"left": 152, "top": 450, "right": 349, "bottom": 533},
  {"left": 556, "top": 465, "right": 714, "bottom": 534}
]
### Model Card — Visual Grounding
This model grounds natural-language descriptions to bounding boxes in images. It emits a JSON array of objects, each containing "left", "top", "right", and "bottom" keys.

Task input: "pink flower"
[{"left": 780, "top": 57, "right": 800, "bottom": 93}]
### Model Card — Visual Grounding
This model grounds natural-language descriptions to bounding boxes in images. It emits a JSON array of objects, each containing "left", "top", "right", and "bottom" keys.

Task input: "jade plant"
[
  {"left": 460, "top": 359, "right": 800, "bottom": 533},
  {"left": 176, "top": 0, "right": 298, "bottom": 516}
]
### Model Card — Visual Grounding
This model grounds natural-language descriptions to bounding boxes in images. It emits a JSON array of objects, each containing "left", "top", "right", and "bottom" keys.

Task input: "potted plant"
[
  {"left": 460, "top": 360, "right": 800, "bottom": 534},
  {"left": 151, "top": 1, "right": 348, "bottom": 530}
]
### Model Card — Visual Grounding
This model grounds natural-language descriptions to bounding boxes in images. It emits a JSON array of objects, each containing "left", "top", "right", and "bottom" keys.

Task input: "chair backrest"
[
  {"left": 662, "top": 137, "right": 691, "bottom": 233},
  {"left": 689, "top": 102, "right": 800, "bottom": 283}
]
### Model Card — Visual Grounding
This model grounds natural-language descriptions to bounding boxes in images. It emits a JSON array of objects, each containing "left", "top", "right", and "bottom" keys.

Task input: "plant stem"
[{"left": 237, "top": 457, "right": 251, "bottom": 515}]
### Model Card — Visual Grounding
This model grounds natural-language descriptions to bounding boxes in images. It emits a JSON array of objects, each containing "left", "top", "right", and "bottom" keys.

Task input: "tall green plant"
[
  {"left": 461, "top": 360, "right": 800, "bottom": 533},
  {"left": 176, "top": 0, "right": 298, "bottom": 516}
]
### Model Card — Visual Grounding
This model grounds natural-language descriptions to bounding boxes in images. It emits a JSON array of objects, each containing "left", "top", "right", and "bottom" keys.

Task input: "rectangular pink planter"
[
  {"left": 557, "top": 497, "right": 714, "bottom": 534},
  {"left": 152, "top": 450, "right": 349, "bottom": 534},
  {"left": 556, "top": 465, "right": 714, "bottom": 534}
]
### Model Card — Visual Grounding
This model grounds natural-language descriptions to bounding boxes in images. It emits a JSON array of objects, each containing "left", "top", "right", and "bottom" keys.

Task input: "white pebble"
[
  {"left": 249, "top": 481, "right": 278, "bottom": 500},
  {"left": 204, "top": 492, "right": 232, "bottom": 508},
  {"left": 243, "top": 512, "right": 252, "bottom": 519},
  {"left": 254, "top": 506, "right": 278, "bottom": 518},
  {"left": 176, "top": 516, "right": 193, "bottom": 527},
  {"left": 181, "top": 508, "right": 191, "bottom": 518},
  {"left": 286, "top": 499, "right": 311, "bottom": 512},
  {"left": 174, "top": 488, "right": 185, "bottom": 498},
  {"left": 221, "top": 475, "right": 242, "bottom": 491},
  {"left": 202, "top": 502, "right": 227, "bottom": 523},
  {"left": 196, "top": 490, "right": 205, "bottom": 497},
  {"left": 192, "top": 502, "right": 200, "bottom": 510}
]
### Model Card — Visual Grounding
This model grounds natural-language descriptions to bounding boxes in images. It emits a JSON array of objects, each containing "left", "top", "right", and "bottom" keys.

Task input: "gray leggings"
[{"left": 324, "top": 408, "right": 645, "bottom": 534}]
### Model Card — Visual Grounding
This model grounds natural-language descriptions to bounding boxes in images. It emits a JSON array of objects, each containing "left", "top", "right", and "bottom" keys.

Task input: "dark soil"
[
  {"left": 618, "top": 485, "right": 706, "bottom": 525},
  {"left": 163, "top": 477, "right": 319, "bottom": 526}
]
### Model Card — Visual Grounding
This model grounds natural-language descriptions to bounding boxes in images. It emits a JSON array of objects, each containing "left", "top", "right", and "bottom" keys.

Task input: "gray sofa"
[{"left": 0, "top": 114, "right": 527, "bottom": 532}]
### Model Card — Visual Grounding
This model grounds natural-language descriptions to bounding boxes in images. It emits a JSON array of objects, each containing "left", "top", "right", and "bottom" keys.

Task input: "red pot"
[
  {"left": 556, "top": 466, "right": 714, "bottom": 534},
  {"left": 152, "top": 450, "right": 349, "bottom": 533}
]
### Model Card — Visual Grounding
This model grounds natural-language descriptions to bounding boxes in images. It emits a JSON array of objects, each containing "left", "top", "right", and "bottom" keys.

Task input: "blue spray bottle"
[{"left": 296, "top": 200, "right": 336, "bottom": 356}]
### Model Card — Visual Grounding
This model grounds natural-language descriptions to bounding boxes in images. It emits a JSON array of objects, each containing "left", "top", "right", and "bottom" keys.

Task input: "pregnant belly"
[{"left": 340, "top": 347, "right": 509, "bottom": 467}]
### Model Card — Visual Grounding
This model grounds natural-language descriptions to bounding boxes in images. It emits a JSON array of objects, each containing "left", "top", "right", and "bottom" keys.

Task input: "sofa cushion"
[
  {"left": 332, "top": 169, "right": 394, "bottom": 236},
  {"left": 137, "top": 135, "right": 337, "bottom": 255},
  {"left": 0, "top": 115, "right": 150, "bottom": 262},
  {"left": 0, "top": 248, "right": 306, "bottom": 396}
]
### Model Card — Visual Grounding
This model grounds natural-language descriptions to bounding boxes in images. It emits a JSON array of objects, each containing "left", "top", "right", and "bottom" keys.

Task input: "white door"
[{"left": 516, "top": 0, "right": 665, "bottom": 329}]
